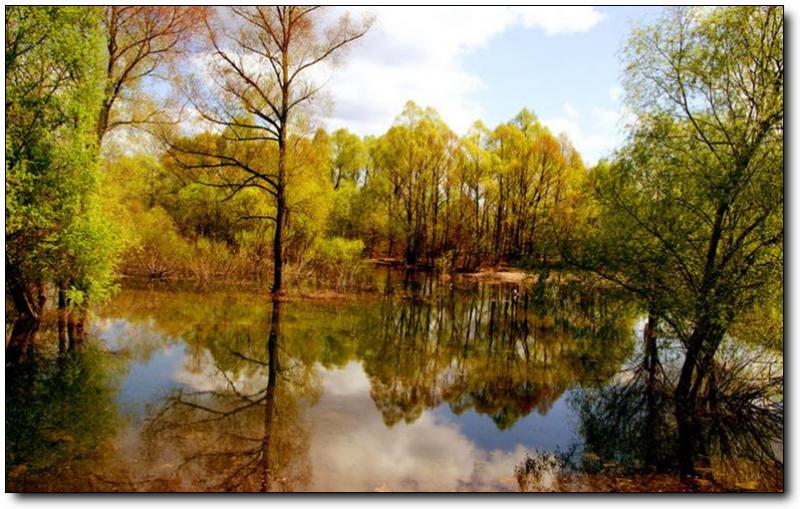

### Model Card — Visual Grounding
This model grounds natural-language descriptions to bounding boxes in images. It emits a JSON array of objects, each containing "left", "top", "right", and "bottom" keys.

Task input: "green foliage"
[
  {"left": 3, "top": 5, "right": 784, "bottom": 493},
  {"left": 327, "top": 180, "right": 361, "bottom": 238},
  {"left": 583, "top": 6, "right": 783, "bottom": 352},
  {"left": 107, "top": 101, "right": 593, "bottom": 289},
  {"left": 187, "top": 237, "right": 237, "bottom": 281},
  {"left": 563, "top": 8, "right": 784, "bottom": 461},
  {"left": 6, "top": 6, "right": 123, "bottom": 319},
  {"left": 123, "top": 206, "right": 190, "bottom": 278},
  {"left": 58, "top": 197, "right": 126, "bottom": 305},
  {"left": 328, "top": 128, "right": 368, "bottom": 190},
  {"left": 303, "top": 237, "right": 368, "bottom": 291},
  {"left": 343, "top": 101, "right": 588, "bottom": 269}
]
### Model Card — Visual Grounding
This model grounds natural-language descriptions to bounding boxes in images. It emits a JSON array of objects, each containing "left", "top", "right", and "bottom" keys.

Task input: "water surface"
[{"left": 6, "top": 274, "right": 782, "bottom": 492}]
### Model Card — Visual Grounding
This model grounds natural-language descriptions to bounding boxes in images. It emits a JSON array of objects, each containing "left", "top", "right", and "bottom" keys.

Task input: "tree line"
[{"left": 114, "top": 102, "right": 587, "bottom": 280}]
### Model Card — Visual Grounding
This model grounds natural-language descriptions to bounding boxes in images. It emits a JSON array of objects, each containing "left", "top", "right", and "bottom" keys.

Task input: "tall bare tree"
[{"left": 165, "top": 6, "right": 371, "bottom": 297}]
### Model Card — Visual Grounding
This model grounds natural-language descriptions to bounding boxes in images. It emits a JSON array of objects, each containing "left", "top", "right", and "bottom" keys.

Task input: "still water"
[{"left": 6, "top": 273, "right": 783, "bottom": 492}]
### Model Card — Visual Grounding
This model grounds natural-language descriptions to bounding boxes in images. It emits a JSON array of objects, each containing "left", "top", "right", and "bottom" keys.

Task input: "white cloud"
[
  {"left": 177, "top": 7, "right": 613, "bottom": 161},
  {"left": 172, "top": 354, "right": 568, "bottom": 491},
  {"left": 324, "top": 6, "right": 606, "bottom": 135},
  {"left": 174, "top": 348, "right": 271, "bottom": 395},
  {"left": 563, "top": 102, "right": 580, "bottom": 120},
  {"left": 514, "top": 6, "right": 607, "bottom": 35},
  {"left": 543, "top": 102, "right": 627, "bottom": 165}
]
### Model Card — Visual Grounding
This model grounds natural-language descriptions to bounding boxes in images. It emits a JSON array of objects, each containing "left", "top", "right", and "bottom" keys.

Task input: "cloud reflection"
[{"left": 307, "top": 361, "right": 551, "bottom": 492}]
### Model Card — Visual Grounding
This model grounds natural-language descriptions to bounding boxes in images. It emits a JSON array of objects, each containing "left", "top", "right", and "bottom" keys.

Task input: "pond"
[{"left": 5, "top": 272, "right": 783, "bottom": 492}]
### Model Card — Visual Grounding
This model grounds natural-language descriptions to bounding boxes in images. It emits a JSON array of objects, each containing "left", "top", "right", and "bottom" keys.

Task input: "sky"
[{"left": 322, "top": 6, "right": 664, "bottom": 165}]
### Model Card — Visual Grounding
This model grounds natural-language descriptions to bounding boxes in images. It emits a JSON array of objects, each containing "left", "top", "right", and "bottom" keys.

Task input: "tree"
[
  {"left": 487, "top": 110, "right": 584, "bottom": 266},
  {"left": 97, "top": 6, "right": 206, "bottom": 143},
  {"left": 6, "top": 6, "right": 112, "bottom": 357},
  {"left": 451, "top": 121, "right": 493, "bottom": 268},
  {"left": 353, "top": 104, "right": 585, "bottom": 270},
  {"left": 164, "top": 6, "right": 371, "bottom": 298},
  {"left": 580, "top": 6, "right": 782, "bottom": 477},
  {"left": 370, "top": 102, "right": 459, "bottom": 266},
  {"left": 327, "top": 128, "right": 367, "bottom": 190}
]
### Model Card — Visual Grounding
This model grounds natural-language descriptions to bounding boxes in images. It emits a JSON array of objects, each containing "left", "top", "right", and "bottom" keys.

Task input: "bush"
[
  {"left": 124, "top": 207, "right": 190, "bottom": 278},
  {"left": 233, "top": 229, "right": 271, "bottom": 281},
  {"left": 305, "top": 237, "right": 369, "bottom": 291},
  {"left": 187, "top": 237, "right": 235, "bottom": 281}
]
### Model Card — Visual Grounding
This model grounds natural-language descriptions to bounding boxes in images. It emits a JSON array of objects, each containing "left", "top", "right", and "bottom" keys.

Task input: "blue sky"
[
  {"left": 323, "top": 6, "right": 666, "bottom": 165},
  {"left": 463, "top": 6, "right": 663, "bottom": 163}
]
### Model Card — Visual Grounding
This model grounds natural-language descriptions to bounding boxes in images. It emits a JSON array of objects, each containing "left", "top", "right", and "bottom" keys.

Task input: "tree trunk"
[
  {"left": 674, "top": 314, "right": 724, "bottom": 479},
  {"left": 6, "top": 265, "right": 46, "bottom": 363},
  {"left": 494, "top": 179, "right": 504, "bottom": 265},
  {"left": 643, "top": 313, "right": 659, "bottom": 468},
  {"left": 272, "top": 183, "right": 285, "bottom": 298},
  {"left": 67, "top": 311, "right": 77, "bottom": 349},
  {"left": 97, "top": 100, "right": 111, "bottom": 143},
  {"left": 57, "top": 283, "right": 68, "bottom": 354},
  {"left": 73, "top": 306, "right": 88, "bottom": 347},
  {"left": 272, "top": 33, "right": 290, "bottom": 300},
  {"left": 7, "top": 313, "right": 40, "bottom": 363},
  {"left": 674, "top": 329, "right": 701, "bottom": 478}
]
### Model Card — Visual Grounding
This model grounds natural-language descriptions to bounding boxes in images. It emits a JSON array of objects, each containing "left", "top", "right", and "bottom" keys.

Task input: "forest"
[{"left": 5, "top": 5, "right": 783, "bottom": 493}]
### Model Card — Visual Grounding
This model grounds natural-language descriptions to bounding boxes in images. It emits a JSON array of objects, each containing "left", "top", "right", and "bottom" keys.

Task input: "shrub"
[
  {"left": 305, "top": 237, "right": 369, "bottom": 291},
  {"left": 187, "top": 237, "right": 235, "bottom": 281},
  {"left": 234, "top": 229, "right": 272, "bottom": 281},
  {"left": 124, "top": 207, "right": 189, "bottom": 278}
]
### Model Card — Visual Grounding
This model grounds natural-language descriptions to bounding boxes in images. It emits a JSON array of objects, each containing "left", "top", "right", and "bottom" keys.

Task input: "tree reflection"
[
  {"left": 571, "top": 330, "right": 675, "bottom": 474},
  {"left": 134, "top": 301, "right": 314, "bottom": 491},
  {"left": 571, "top": 332, "right": 783, "bottom": 491},
  {"left": 6, "top": 346, "right": 123, "bottom": 491},
  {"left": 361, "top": 278, "right": 636, "bottom": 428},
  {"left": 79, "top": 274, "right": 782, "bottom": 492},
  {"left": 100, "top": 276, "right": 636, "bottom": 434},
  {"left": 91, "top": 276, "right": 637, "bottom": 490}
]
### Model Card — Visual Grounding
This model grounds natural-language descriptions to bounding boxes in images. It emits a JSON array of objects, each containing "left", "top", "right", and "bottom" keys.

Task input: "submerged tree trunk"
[
  {"left": 6, "top": 265, "right": 46, "bottom": 363},
  {"left": 674, "top": 313, "right": 725, "bottom": 478},
  {"left": 405, "top": 238, "right": 417, "bottom": 267}
]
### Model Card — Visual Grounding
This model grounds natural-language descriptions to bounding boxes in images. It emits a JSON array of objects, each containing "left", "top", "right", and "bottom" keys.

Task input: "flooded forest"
[{"left": 5, "top": 6, "right": 783, "bottom": 493}]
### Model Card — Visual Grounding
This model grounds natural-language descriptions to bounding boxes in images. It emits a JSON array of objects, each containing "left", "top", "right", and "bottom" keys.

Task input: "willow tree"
[
  {"left": 165, "top": 6, "right": 370, "bottom": 298},
  {"left": 328, "top": 128, "right": 367, "bottom": 191},
  {"left": 584, "top": 6, "right": 782, "bottom": 477},
  {"left": 369, "top": 102, "right": 460, "bottom": 266},
  {"left": 487, "top": 110, "right": 585, "bottom": 266}
]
